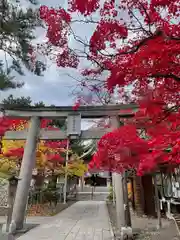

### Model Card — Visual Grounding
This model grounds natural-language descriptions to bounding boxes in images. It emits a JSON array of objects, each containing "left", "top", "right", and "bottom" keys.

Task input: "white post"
[
  {"left": 167, "top": 201, "right": 171, "bottom": 218},
  {"left": 63, "top": 139, "right": 69, "bottom": 204},
  {"left": 10, "top": 117, "right": 40, "bottom": 231}
]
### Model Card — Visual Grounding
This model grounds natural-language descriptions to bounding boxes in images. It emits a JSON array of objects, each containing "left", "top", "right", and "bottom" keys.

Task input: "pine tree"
[
  {"left": 0, "top": 0, "right": 45, "bottom": 91},
  {"left": 2, "top": 94, "right": 32, "bottom": 106},
  {"left": 2, "top": 94, "right": 45, "bottom": 107},
  {"left": 70, "top": 140, "right": 96, "bottom": 162}
]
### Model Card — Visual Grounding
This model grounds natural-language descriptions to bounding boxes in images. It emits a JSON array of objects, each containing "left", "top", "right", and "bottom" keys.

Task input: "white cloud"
[
  {"left": 0, "top": 0, "right": 83, "bottom": 105},
  {"left": 2, "top": 0, "right": 129, "bottom": 107},
  {"left": 0, "top": 0, "right": 99, "bottom": 106}
]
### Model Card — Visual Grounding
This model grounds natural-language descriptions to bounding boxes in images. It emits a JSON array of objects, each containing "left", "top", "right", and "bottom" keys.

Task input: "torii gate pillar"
[
  {"left": 10, "top": 117, "right": 40, "bottom": 232},
  {"left": 111, "top": 116, "right": 132, "bottom": 238}
]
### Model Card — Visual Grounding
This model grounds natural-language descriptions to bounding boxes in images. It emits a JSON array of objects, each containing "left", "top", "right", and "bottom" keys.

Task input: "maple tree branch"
[
  {"left": 99, "top": 30, "right": 180, "bottom": 58},
  {"left": 129, "top": 8, "right": 152, "bottom": 36},
  {"left": 151, "top": 73, "right": 180, "bottom": 82}
]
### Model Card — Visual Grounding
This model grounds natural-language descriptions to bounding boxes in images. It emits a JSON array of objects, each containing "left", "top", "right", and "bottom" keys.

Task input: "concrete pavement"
[
  {"left": 0, "top": 216, "right": 52, "bottom": 225},
  {"left": 17, "top": 201, "right": 113, "bottom": 240},
  {"left": 77, "top": 186, "right": 109, "bottom": 201},
  {"left": 77, "top": 186, "right": 109, "bottom": 193}
]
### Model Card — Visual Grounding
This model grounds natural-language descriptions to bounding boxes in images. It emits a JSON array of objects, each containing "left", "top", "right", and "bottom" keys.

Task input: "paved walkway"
[
  {"left": 77, "top": 186, "right": 109, "bottom": 201},
  {"left": 77, "top": 186, "right": 109, "bottom": 193},
  {"left": 17, "top": 201, "right": 113, "bottom": 240}
]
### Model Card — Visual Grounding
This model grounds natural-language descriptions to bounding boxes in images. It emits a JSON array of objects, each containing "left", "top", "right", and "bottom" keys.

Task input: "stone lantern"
[{"left": 6, "top": 176, "right": 20, "bottom": 232}]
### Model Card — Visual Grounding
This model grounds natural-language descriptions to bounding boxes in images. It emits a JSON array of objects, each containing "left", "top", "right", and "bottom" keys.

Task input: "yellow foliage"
[
  {"left": 0, "top": 138, "right": 64, "bottom": 174},
  {"left": 0, "top": 121, "right": 87, "bottom": 178},
  {"left": 0, "top": 157, "right": 17, "bottom": 176},
  {"left": 1, "top": 139, "right": 25, "bottom": 154},
  {"left": 62, "top": 154, "right": 88, "bottom": 177}
]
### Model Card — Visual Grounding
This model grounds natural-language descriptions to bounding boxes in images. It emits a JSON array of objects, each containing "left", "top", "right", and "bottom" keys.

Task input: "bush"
[
  {"left": 107, "top": 185, "right": 114, "bottom": 201},
  {"left": 28, "top": 188, "right": 60, "bottom": 205}
]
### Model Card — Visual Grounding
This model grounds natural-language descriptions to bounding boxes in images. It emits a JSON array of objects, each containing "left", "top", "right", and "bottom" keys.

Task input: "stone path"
[
  {"left": 17, "top": 201, "right": 113, "bottom": 240},
  {"left": 77, "top": 186, "right": 109, "bottom": 201},
  {"left": 77, "top": 186, "right": 109, "bottom": 193}
]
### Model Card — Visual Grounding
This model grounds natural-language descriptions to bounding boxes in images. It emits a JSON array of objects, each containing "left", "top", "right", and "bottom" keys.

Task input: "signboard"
[{"left": 67, "top": 114, "right": 81, "bottom": 137}]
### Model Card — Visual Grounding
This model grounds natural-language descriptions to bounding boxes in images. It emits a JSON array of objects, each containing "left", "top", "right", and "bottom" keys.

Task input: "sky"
[
  {"left": 1, "top": 0, "right": 133, "bottom": 130},
  {"left": 1, "top": 0, "right": 132, "bottom": 107},
  {"left": 0, "top": 0, "right": 94, "bottom": 107},
  {"left": 0, "top": 0, "right": 108, "bottom": 129}
]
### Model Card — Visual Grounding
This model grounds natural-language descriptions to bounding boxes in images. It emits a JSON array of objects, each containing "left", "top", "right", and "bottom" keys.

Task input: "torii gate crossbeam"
[
  {"left": 0, "top": 103, "right": 137, "bottom": 118},
  {"left": 4, "top": 129, "right": 113, "bottom": 140}
]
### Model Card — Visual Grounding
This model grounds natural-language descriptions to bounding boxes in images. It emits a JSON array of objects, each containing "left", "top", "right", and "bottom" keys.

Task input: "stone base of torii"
[{"left": 1, "top": 104, "right": 137, "bottom": 238}]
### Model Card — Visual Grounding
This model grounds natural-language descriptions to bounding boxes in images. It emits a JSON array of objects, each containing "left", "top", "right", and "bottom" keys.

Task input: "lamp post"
[
  {"left": 63, "top": 114, "right": 81, "bottom": 204},
  {"left": 2, "top": 176, "right": 19, "bottom": 235},
  {"left": 0, "top": 107, "right": 5, "bottom": 154},
  {"left": 6, "top": 176, "right": 19, "bottom": 233},
  {"left": 63, "top": 139, "right": 69, "bottom": 204}
]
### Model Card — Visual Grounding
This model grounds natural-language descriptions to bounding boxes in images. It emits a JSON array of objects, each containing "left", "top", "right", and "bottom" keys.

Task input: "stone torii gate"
[{"left": 1, "top": 104, "right": 137, "bottom": 236}]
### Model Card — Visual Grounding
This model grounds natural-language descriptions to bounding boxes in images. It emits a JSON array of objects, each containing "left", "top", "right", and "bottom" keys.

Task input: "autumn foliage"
[
  {"left": 0, "top": 1, "right": 179, "bottom": 176},
  {"left": 38, "top": 0, "right": 179, "bottom": 175},
  {"left": 0, "top": 119, "right": 87, "bottom": 178}
]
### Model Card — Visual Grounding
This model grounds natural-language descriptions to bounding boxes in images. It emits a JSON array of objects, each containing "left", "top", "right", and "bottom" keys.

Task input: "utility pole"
[{"left": 10, "top": 117, "right": 40, "bottom": 231}]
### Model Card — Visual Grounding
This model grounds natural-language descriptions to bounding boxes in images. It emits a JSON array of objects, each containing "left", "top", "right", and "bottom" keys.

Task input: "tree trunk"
[
  {"left": 48, "top": 174, "right": 57, "bottom": 189},
  {"left": 34, "top": 170, "right": 45, "bottom": 190}
]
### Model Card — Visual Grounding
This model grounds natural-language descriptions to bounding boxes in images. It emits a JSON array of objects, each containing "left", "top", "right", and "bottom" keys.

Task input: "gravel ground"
[{"left": 107, "top": 202, "right": 180, "bottom": 240}]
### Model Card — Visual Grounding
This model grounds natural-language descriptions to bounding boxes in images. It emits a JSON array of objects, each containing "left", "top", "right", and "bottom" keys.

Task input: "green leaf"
[{"left": 0, "top": 0, "right": 46, "bottom": 91}]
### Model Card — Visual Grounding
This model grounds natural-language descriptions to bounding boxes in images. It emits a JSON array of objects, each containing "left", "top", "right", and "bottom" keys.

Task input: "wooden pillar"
[
  {"left": 153, "top": 174, "right": 162, "bottom": 228},
  {"left": 123, "top": 171, "right": 131, "bottom": 227},
  {"left": 133, "top": 176, "right": 145, "bottom": 216},
  {"left": 142, "top": 175, "right": 156, "bottom": 216}
]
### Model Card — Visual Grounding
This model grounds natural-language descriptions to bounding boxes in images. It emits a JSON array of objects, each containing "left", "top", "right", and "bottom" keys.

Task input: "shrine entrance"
[
  {"left": 1, "top": 103, "right": 137, "bottom": 235},
  {"left": 85, "top": 174, "right": 108, "bottom": 186}
]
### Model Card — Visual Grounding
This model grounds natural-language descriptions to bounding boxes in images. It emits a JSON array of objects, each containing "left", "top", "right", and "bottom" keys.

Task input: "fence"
[
  {"left": 28, "top": 184, "right": 64, "bottom": 206},
  {"left": 0, "top": 178, "right": 78, "bottom": 218},
  {"left": 26, "top": 182, "right": 77, "bottom": 217}
]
